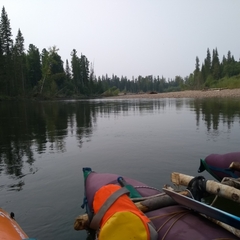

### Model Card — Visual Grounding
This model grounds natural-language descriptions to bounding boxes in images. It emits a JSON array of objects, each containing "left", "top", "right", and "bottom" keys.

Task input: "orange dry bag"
[{"left": 90, "top": 184, "right": 158, "bottom": 240}]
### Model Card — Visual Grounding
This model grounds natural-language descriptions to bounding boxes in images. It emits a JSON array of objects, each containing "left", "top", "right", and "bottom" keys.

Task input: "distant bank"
[{"left": 106, "top": 89, "right": 240, "bottom": 99}]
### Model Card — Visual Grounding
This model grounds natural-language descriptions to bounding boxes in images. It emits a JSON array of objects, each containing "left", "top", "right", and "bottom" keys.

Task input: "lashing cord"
[
  {"left": 149, "top": 210, "right": 190, "bottom": 240},
  {"left": 149, "top": 210, "right": 233, "bottom": 240}
]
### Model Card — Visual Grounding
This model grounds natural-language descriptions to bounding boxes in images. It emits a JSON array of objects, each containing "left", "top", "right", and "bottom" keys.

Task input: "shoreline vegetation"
[
  {"left": 1, "top": 6, "right": 240, "bottom": 101},
  {"left": 106, "top": 88, "right": 240, "bottom": 99},
  {"left": 1, "top": 88, "right": 240, "bottom": 101}
]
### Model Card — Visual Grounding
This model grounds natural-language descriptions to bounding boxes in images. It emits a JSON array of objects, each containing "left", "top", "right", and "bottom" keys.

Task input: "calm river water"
[{"left": 0, "top": 97, "right": 240, "bottom": 239}]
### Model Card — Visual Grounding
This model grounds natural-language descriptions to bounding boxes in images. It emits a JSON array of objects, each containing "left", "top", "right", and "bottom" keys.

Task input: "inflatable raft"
[
  {"left": 79, "top": 167, "right": 238, "bottom": 240},
  {"left": 198, "top": 152, "right": 240, "bottom": 181},
  {"left": 0, "top": 208, "right": 30, "bottom": 240}
]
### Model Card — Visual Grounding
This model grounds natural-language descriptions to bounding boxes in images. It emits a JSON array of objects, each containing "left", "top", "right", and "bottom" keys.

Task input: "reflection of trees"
[
  {"left": 0, "top": 99, "right": 170, "bottom": 179},
  {"left": 193, "top": 98, "right": 240, "bottom": 131},
  {"left": 0, "top": 102, "right": 37, "bottom": 178},
  {"left": 94, "top": 99, "right": 168, "bottom": 117},
  {"left": 0, "top": 101, "right": 96, "bottom": 179},
  {"left": 75, "top": 101, "right": 95, "bottom": 148},
  {"left": 1, "top": 98, "right": 239, "bottom": 180}
]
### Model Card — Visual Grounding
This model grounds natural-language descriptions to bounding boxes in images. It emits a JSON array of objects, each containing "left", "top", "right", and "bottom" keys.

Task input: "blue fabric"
[{"left": 208, "top": 165, "right": 239, "bottom": 178}]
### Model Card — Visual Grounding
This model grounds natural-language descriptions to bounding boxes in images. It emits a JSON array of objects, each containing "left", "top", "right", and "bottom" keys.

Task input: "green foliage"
[
  {"left": 165, "top": 86, "right": 181, "bottom": 92},
  {"left": 213, "top": 75, "right": 240, "bottom": 89},
  {"left": 1, "top": 6, "right": 240, "bottom": 100},
  {"left": 195, "top": 56, "right": 200, "bottom": 73},
  {"left": 204, "top": 75, "right": 216, "bottom": 88},
  {"left": 38, "top": 46, "right": 67, "bottom": 98},
  {"left": 0, "top": 7, "right": 12, "bottom": 55},
  {"left": 13, "top": 29, "right": 26, "bottom": 96},
  {"left": 102, "top": 86, "right": 120, "bottom": 96},
  {"left": 211, "top": 48, "right": 221, "bottom": 80},
  {"left": 0, "top": 7, "right": 13, "bottom": 96},
  {"left": 26, "top": 44, "right": 42, "bottom": 89},
  {"left": 70, "top": 49, "right": 90, "bottom": 95}
]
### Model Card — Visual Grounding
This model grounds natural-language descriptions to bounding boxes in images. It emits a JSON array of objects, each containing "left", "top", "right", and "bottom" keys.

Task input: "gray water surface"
[{"left": 0, "top": 98, "right": 240, "bottom": 239}]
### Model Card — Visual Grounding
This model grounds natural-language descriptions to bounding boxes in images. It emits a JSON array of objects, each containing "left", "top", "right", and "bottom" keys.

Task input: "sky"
[{"left": 1, "top": 0, "right": 240, "bottom": 80}]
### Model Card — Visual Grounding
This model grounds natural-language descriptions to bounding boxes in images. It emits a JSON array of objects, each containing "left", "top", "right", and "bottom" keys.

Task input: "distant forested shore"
[{"left": 1, "top": 6, "right": 240, "bottom": 100}]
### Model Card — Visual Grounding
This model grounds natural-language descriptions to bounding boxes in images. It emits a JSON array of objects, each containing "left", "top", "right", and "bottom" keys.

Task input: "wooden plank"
[{"left": 171, "top": 172, "right": 240, "bottom": 203}]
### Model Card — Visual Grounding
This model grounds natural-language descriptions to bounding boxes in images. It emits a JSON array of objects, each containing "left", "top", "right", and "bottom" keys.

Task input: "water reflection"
[
  {"left": 0, "top": 98, "right": 240, "bottom": 182},
  {"left": 193, "top": 98, "right": 240, "bottom": 130}
]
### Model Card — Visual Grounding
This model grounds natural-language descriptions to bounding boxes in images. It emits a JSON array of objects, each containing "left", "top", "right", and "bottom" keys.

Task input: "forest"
[{"left": 1, "top": 6, "right": 240, "bottom": 99}]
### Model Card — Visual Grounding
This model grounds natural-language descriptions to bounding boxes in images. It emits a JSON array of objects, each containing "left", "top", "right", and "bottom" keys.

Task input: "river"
[{"left": 0, "top": 97, "right": 240, "bottom": 239}]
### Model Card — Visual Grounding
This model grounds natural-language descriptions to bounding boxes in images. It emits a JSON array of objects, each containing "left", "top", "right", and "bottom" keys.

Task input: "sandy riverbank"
[{"left": 106, "top": 89, "right": 240, "bottom": 99}]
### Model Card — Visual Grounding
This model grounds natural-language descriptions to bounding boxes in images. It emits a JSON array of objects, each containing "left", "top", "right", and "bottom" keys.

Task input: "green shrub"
[
  {"left": 214, "top": 75, "right": 240, "bottom": 89},
  {"left": 102, "top": 87, "right": 120, "bottom": 97}
]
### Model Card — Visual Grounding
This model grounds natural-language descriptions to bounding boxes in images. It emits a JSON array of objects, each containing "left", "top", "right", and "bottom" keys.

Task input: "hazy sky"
[{"left": 2, "top": 1, "right": 240, "bottom": 79}]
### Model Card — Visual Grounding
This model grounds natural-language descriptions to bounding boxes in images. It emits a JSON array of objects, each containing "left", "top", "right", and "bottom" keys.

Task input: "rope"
[
  {"left": 161, "top": 212, "right": 189, "bottom": 240},
  {"left": 185, "top": 188, "right": 195, "bottom": 199},
  {"left": 149, "top": 210, "right": 190, "bottom": 240},
  {"left": 149, "top": 210, "right": 187, "bottom": 221},
  {"left": 210, "top": 177, "right": 226, "bottom": 206},
  {"left": 130, "top": 193, "right": 166, "bottom": 202},
  {"left": 134, "top": 185, "right": 162, "bottom": 192}
]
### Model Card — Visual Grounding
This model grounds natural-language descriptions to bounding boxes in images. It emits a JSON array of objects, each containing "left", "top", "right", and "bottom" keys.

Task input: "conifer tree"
[
  {"left": 194, "top": 56, "right": 202, "bottom": 88},
  {"left": 0, "top": 6, "right": 13, "bottom": 95},
  {"left": 0, "top": 33, "right": 4, "bottom": 94},
  {"left": 71, "top": 49, "right": 81, "bottom": 94},
  {"left": 65, "top": 59, "right": 71, "bottom": 81},
  {"left": 39, "top": 46, "right": 65, "bottom": 96},
  {"left": 13, "top": 29, "right": 26, "bottom": 95},
  {"left": 204, "top": 48, "right": 211, "bottom": 77},
  {"left": 26, "top": 44, "right": 42, "bottom": 90},
  {"left": 89, "top": 62, "right": 95, "bottom": 94},
  {"left": 0, "top": 7, "right": 12, "bottom": 55},
  {"left": 211, "top": 48, "right": 220, "bottom": 80},
  {"left": 14, "top": 29, "right": 24, "bottom": 54},
  {"left": 79, "top": 54, "right": 89, "bottom": 93},
  {"left": 195, "top": 56, "right": 200, "bottom": 73}
]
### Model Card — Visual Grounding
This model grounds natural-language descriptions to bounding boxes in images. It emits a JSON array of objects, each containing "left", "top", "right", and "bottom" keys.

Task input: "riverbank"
[
  {"left": 106, "top": 89, "right": 240, "bottom": 99},
  {"left": 1, "top": 89, "right": 240, "bottom": 101}
]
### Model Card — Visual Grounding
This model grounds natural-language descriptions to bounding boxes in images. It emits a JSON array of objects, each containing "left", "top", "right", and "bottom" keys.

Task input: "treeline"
[
  {"left": 186, "top": 48, "right": 240, "bottom": 90},
  {"left": 0, "top": 7, "right": 102, "bottom": 98},
  {"left": 1, "top": 6, "right": 240, "bottom": 99}
]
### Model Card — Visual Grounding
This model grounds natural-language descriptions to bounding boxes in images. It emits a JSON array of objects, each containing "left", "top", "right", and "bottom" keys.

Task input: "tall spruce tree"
[
  {"left": 0, "top": 7, "right": 12, "bottom": 55},
  {"left": 64, "top": 59, "right": 75, "bottom": 96},
  {"left": 79, "top": 54, "right": 89, "bottom": 94},
  {"left": 195, "top": 56, "right": 200, "bottom": 73},
  {"left": 223, "top": 50, "right": 239, "bottom": 77},
  {"left": 26, "top": 44, "right": 42, "bottom": 90},
  {"left": 14, "top": 29, "right": 24, "bottom": 54},
  {"left": 13, "top": 29, "right": 26, "bottom": 95},
  {"left": 0, "top": 6, "right": 13, "bottom": 95},
  {"left": 65, "top": 59, "right": 71, "bottom": 81},
  {"left": 40, "top": 48, "right": 50, "bottom": 94},
  {"left": 211, "top": 48, "right": 220, "bottom": 80},
  {"left": 194, "top": 56, "right": 202, "bottom": 88},
  {"left": 71, "top": 49, "right": 81, "bottom": 94},
  {"left": 49, "top": 46, "right": 65, "bottom": 91},
  {"left": 0, "top": 32, "right": 4, "bottom": 94},
  {"left": 204, "top": 48, "right": 211, "bottom": 77},
  {"left": 70, "top": 50, "right": 91, "bottom": 95}
]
